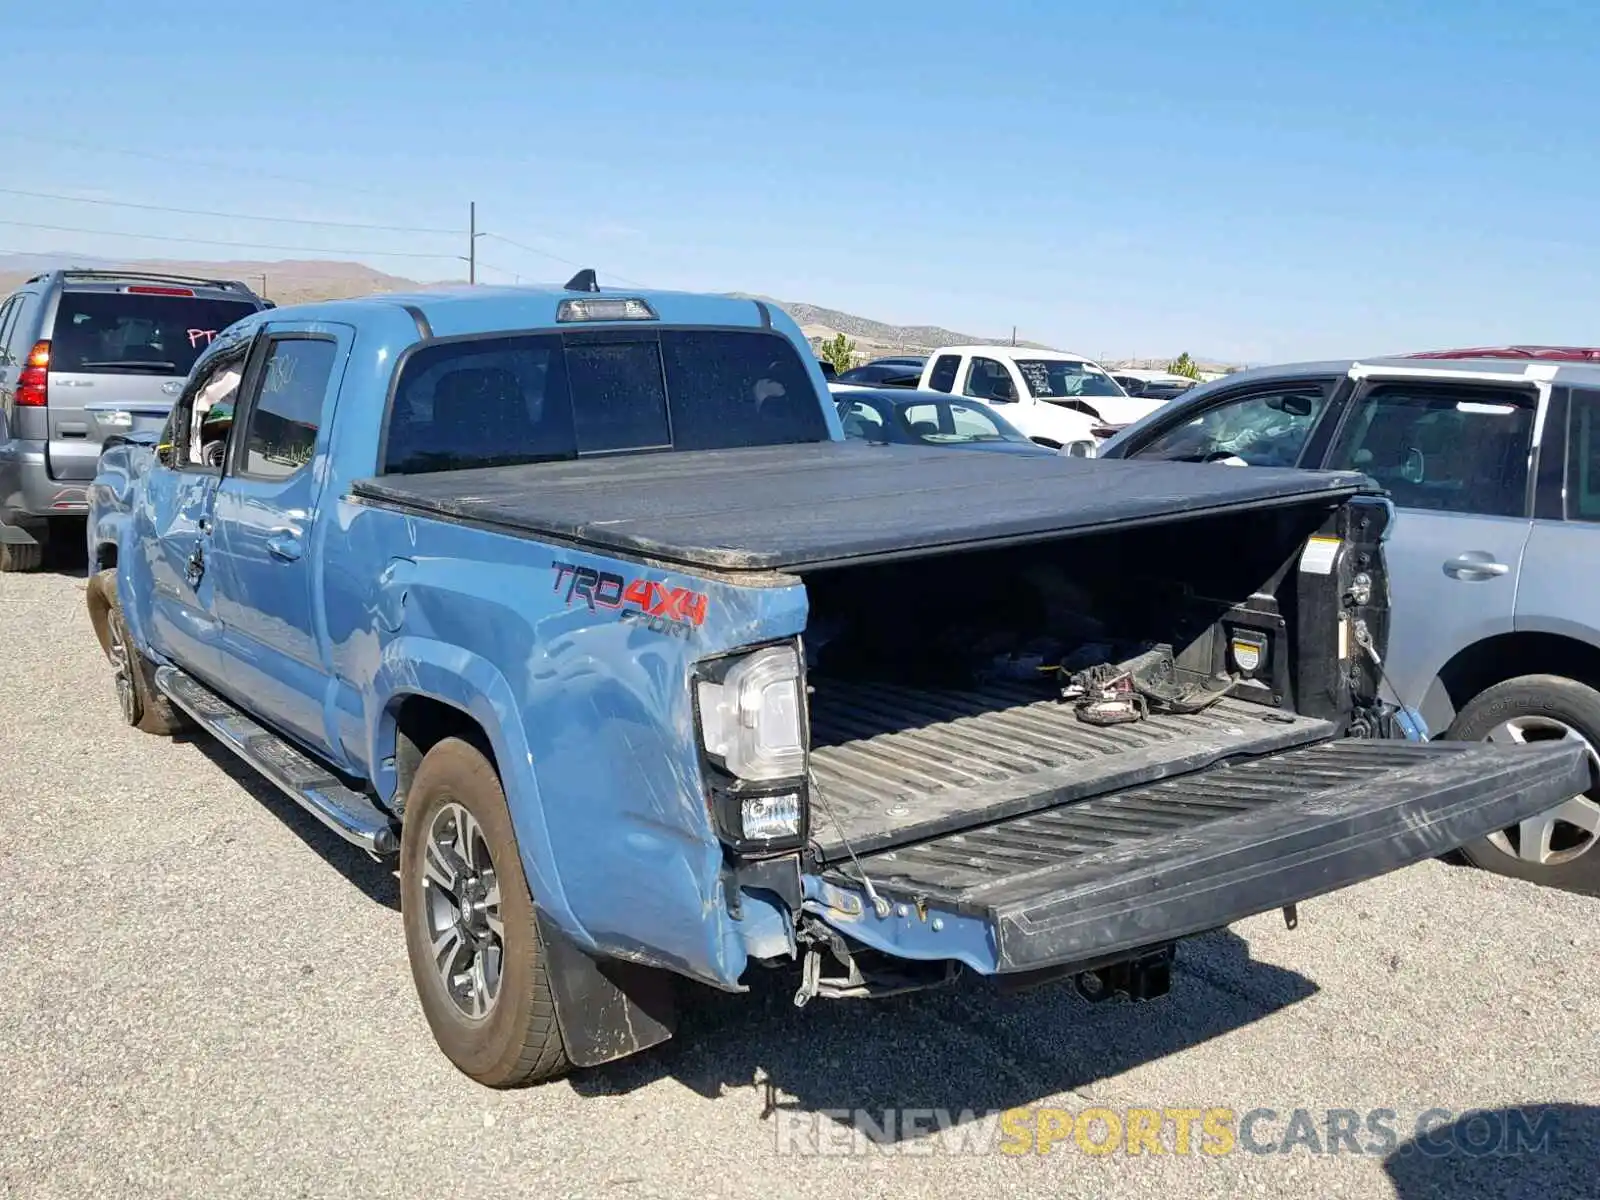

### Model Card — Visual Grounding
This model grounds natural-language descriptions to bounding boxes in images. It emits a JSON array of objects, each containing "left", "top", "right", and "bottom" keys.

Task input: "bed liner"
[{"left": 806, "top": 681, "right": 1334, "bottom": 859}]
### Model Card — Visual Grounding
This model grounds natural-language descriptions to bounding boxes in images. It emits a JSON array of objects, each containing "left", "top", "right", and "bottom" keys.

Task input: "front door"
[
  {"left": 140, "top": 464, "right": 225, "bottom": 687},
  {"left": 134, "top": 344, "right": 256, "bottom": 688},
  {"left": 211, "top": 324, "right": 351, "bottom": 756},
  {"left": 1322, "top": 373, "right": 1542, "bottom": 725}
]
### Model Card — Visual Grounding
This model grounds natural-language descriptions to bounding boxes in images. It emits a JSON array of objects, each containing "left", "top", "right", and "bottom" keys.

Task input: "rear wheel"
[
  {"left": 1449, "top": 675, "right": 1600, "bottom": 896},
  {"left": 84, "top": 569, "right": 189, "bottom": 736},
  {"left": 400, "top": 737, "right": 570, "bottom": 1086},
  {"left": 0, "top": 538, "right": 43, "bottom": 573}
]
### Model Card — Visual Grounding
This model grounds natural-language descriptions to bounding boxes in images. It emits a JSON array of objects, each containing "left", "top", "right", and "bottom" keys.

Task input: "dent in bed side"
[{"left": 326, "top": 499, "right": 810, "bottom": 989}]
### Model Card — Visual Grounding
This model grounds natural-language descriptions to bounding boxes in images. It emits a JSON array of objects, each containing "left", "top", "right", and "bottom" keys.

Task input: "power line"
[
  {"left": 0, "top": 128, "right": 414, "bottom": 206},
  {"left": 480, "top": 231, "right": 647, "bottom": 287},
  {"left": 0, "top": 218, "right": 460, "bottom": 261},
  {"left": 0, "top": 186, "right": 459, "bottom": 235}
]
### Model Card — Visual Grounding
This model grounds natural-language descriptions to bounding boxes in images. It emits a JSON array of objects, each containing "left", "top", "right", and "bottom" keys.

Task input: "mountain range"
[{"left": 0, "top": 253, "right": 1233, "bottom": 368}]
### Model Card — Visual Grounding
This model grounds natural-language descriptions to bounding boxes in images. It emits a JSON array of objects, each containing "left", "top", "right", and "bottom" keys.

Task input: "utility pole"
[
  {"left": 469, "top": 201, "right": 477, "bottom": 285},
  {"left": 1011, "top": 325, "right": 1017, "bottom": 347},
  {"left": 257, "top": 273, "right": 268, "bottom": 299}
]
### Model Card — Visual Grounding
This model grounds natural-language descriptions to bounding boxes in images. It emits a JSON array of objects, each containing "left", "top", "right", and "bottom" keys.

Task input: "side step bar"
[{"left": 155, "top": 665, "right": 399, "bottom": 856}]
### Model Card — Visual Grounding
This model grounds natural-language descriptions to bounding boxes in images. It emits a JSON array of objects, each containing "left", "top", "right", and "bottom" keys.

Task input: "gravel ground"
[{"left": 1, "top": 563, "right": 1595, "bottom": 1200}]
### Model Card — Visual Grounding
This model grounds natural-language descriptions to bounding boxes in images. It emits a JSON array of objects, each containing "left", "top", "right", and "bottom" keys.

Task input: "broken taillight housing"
[{"left": 696, "top": 643, "right": 809, "bottom": 854}]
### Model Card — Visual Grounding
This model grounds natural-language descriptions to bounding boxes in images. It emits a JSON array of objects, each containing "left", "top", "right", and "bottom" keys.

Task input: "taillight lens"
[{"left": 16, "top": 340, "right": 49, "bottom": 407}]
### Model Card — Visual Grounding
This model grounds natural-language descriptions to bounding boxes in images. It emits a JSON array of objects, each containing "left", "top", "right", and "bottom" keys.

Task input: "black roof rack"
[{"left": 25, "top": 268, "right": 257, "bottom": 295}]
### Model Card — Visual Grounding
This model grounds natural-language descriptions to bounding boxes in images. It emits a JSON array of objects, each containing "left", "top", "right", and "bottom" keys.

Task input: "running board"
[{"left": 154, "top": 665, "right": 399, "bottom": 856}]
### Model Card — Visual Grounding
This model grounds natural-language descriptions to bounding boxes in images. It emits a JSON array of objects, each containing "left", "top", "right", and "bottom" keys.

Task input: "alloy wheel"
[
  {"left": 106, "top": 618, "right": 137, "bottom": 725},
  {"left": 420, "top": 802, "right": 505, "bottom": 1020},
  {"left": 1484, "top": 716, "right": 1600, "bottom": 866}
]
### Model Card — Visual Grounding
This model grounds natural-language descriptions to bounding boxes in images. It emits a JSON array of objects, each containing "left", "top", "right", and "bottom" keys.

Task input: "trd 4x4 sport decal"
[{"left": 552, "top": 562, "right": 709, "bottom": 639}]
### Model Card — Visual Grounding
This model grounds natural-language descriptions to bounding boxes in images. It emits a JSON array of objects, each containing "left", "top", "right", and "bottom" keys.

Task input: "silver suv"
[
  {"left": 0, "top": 269, "right": 267, "bottom": 570},
  {"left": 1100, "top": 352, "right": 1600, "bottom": 895}
]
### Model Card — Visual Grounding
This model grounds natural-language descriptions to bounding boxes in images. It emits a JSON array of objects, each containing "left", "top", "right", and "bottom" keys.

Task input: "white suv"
[{"left": 915, "top": 346, "right": 1165, "bottom": 448}]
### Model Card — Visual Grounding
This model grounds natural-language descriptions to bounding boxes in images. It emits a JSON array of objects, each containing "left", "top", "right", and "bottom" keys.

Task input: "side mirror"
[{"left": 990, "top": 378, "right": 1016, "bottom": 402}]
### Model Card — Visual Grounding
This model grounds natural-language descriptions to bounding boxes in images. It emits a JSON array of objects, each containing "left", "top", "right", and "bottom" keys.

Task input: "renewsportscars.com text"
[{"left": 772, "top": 1105, "right": 1560, "bottom": 1158}]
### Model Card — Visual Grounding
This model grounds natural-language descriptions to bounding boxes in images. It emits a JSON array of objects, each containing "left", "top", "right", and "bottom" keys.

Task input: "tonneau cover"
[{"left": 350, "top": 442, "right": 1373, "bottom": 573}]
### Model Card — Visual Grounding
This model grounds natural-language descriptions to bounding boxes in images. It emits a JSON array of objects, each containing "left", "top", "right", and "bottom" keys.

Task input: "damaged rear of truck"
[
  {"left": 87, "top": 287, "right": 1590, "bottom": 1089},
  {"left": 354, "top": 443, "right": 1588, "bottom": 1078}
]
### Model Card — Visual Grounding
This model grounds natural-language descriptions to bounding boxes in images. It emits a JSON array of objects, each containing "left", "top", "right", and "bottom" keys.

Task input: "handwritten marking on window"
[
  {"left": 187, "top": 329, "right": 219, "bottom": 348},
  {"left": 263, "top": 351, "right": 298, "bottom": 395}
]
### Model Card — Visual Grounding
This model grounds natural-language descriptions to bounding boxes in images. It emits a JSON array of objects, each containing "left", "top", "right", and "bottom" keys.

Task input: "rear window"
[
  {"left": 381, "top": 328, "right": 828, "bottom": 475},
  {"left": 50, "top": 291, "right": 259, "bottom": 376}
]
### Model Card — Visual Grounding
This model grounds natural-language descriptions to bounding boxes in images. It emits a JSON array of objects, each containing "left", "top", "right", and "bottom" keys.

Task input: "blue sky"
[{"left": 3, "top": 0, "right": 1598, "bottom": 361}]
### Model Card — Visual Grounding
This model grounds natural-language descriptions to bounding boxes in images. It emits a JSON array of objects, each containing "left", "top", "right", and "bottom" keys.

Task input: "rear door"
[
  {"left": 1320, "top": 369, "right": 1544, "bottom": 721},
  {"left": 211, "top": 323, "right": 352, "bottom": 756},
  {"left": 45, "top": 288, "right": 260, "bottom": 481}
]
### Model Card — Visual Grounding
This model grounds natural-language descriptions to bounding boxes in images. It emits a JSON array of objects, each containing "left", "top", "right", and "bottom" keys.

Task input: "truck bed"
[
  {"left": 806, "top": 680, "right": 1335, "bottom": 859},
  {"left": 350, "top": 442, "right": 1372, "bottom": 573}
]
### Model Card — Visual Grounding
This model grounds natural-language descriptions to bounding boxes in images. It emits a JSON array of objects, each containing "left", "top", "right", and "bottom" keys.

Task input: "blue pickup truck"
[{"left": 84, "top": 277, "right": 1589, "bottom": 1087}]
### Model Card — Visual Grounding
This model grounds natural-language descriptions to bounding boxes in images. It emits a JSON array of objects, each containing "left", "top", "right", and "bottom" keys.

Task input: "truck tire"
[
  {"left": 84, "top": 569, "right": 190, "bottom": 736},
  {"left": 1448, "top": 675, "right": 1600, "bottom": 896},
  {"left": 400, "top": 737, "right": 571, "bottom": 1087},
  {"left": 0, "top": 540, "right": 43, "bottom": 572}
]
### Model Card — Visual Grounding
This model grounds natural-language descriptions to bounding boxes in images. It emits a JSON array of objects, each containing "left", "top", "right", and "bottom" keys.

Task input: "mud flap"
[{"left": 537, "top": 911, "right": 678, "bottom": 1068}]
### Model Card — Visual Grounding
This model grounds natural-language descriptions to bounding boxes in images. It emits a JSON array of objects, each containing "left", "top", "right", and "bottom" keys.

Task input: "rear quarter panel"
[
  {"left": 1515, "top": 518, "right": 1600, "bottom": 646},
  {"left": 325, "top": 499, "right": 808, "bottom": 989}
]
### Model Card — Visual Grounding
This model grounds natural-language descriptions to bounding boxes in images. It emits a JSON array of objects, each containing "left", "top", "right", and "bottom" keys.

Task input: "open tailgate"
[{"left": 823, "top": 739, "right": 1588, "bottom": 973}]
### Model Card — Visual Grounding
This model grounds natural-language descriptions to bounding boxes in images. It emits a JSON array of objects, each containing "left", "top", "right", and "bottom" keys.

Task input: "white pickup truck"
[{"left": 916, "top": 346, "right": 1166, "bottom": 448}]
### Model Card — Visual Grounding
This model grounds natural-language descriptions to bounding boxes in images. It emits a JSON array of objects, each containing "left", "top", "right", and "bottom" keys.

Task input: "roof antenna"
[{"left": 564, "top": 268, "right": 600, "bottom": 293}]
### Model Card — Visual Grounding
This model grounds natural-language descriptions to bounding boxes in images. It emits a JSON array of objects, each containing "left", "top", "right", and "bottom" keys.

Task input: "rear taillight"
[{"left": 16, "top": 341, "right": 49, "bottom": 407}]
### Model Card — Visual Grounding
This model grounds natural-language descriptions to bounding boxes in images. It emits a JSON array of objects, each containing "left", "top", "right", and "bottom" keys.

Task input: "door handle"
[
  {"left": 1443, "top": 554, "right": 1509, "bottom": 580},
  {"left": 265, "top": 529, "right": 303, "bottom": 562}
]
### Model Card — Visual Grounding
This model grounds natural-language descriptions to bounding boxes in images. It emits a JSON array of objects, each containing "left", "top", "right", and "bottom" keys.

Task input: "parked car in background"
[
  {"left": 1111, "top": 369, "right": 1200, "bottom": 403},
  {"left": 1100, "top": 354, "right": 1600, "bottom": 895},
  {"left": 835, "top": 362, "right": 921, "bottom": 387},
  {"left": 828, "top": 385, "right": 1082, "bottom": 456},
  {"left": 866, "top": 355, "right": 927, "bottom": 370},
  {"left": 817, "top": 359, "right": 837, "bottom": 381},
  {"left": 916, "top": 346, "right": 1162, "bottom": 448},
  {"left": 0, "top": 269, "right": 268, "bottom": 570}
]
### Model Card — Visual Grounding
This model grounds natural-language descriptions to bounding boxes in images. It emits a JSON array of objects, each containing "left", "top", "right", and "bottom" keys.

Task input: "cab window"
[
  {"left": 159, "top": 350, "right": 248, "bottom": 471},
  {"left": 963, "top": 357, "right": 1016, "bottom": 403},
  {"left": 237, "top": 337, "right": 338, "bottom": 480},
  {"left": 1131, "top": 384, "right": 1332, "bottom": 467}
]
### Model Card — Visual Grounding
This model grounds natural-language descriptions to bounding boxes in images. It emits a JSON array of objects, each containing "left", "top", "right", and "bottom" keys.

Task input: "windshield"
[
  {"left": 50, "top": 292, "right": 259, "bottom": 375},
  {"left": 382, "top": 328, "right": 828, "bottom": 475},
  {"left": 1014, "top": 359, "right": 1125, "bottom": 400},
  {"left": 897, "top": 399, "right": 1026, "bottom": 444}
]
